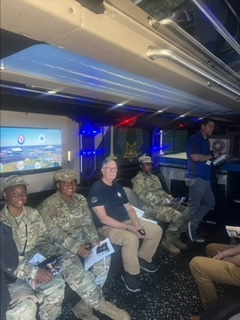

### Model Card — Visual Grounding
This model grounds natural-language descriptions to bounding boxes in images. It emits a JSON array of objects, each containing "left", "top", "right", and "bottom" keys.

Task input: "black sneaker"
[
  {"left": 121, "top": 271, "right": 141, "bottom": 293},
  {"left": 188, "top": 222, "right": 205, "bottom": 243},
  {"left": 139, "top": 258, "right": 157, "bottom": 273}
]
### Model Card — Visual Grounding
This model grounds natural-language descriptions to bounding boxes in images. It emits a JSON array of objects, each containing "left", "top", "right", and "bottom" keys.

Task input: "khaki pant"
[
  {"left": 189, "top": 243, "right": 240, "bottom": 309},
  {"left": 98, "top": 219, "right": 162, "bottom": 275}
]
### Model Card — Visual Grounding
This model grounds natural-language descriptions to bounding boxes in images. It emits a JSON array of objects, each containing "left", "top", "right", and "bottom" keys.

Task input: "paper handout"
[{"left": 84, "top": 238, "right": 115, "bottom": 270}]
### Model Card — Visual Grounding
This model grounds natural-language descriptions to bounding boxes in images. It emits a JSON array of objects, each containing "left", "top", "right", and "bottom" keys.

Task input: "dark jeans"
[{"left": 185, "top": 178, "right": 215, "bottom": 235}]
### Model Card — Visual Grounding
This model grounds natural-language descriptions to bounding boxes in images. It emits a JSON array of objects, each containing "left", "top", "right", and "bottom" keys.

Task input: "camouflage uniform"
[
  {"left": 1, "top": 221, "right": 38, "bottom": 320},
  {"left": 1, "top": 205, "right": 65, "bottom": 320},
  {"left": 38, "top": 190, "right": 111, "bottom": 288},
  {"left": 6, "top": 280, "right": 39, "bottom": 320},
  {"left": 1, "top": 174, "right": 130, "bottom": 320},
  {"left": 132, "top": 171, "right": 189, "bottom": 243},
  {"left": 38, "top": 169, "right": 132, "bottom": 320}
]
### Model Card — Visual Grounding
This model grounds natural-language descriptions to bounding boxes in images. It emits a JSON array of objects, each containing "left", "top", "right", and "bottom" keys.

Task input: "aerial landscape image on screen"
[{"left": 0, "top": 127, "right": 62, "bottom": 176}]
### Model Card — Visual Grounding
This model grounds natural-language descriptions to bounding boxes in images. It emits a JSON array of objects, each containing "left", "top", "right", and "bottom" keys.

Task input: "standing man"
[
  {"left": 88, "top": 158, "right": 162, "bottom": 293},
  {"left": 132, "top": 155, "right": 189, "bottom": 255},
  {"left": 185, "top": 118, "right": 220, "bottom": 243}
]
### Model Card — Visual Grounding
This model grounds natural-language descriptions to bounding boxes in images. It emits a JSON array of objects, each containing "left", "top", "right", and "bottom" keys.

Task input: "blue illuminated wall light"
[
  {"left": 80, "top": 150, "right": 96, "bottom": 155},
  {"left": 152, "top": 128, "right": 164, "bottom": 153},
  {"left": 80, "top": 123, "right": 103, "bottom": 165},
  {"left": 80, "top": 123, "right": 102, "bottom": 180},
  {"left": 80, "top": 123, "right": 101, "bottom": 136}
]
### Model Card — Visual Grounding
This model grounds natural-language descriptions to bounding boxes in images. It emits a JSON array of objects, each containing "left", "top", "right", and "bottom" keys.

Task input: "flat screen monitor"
[{"left": 0, "top": 127, "right": 62, "bottom": 177}]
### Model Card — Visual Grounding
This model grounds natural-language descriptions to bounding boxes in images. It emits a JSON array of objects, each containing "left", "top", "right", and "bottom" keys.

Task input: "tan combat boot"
[
  {"left": 172, "top": 238, "right": 187, "bottom": 250},
  {"left": 161, "top": 238, "right": 180, "bottom": 255},
  {"left": 95, "top": 297, "right": 130, "bottom": 320},
  {"left": 72, "top": 299, "right": 99, "bottom": 320}
]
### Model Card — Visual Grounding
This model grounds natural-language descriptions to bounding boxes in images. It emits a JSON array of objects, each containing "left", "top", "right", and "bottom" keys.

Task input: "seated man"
[
  {"left": 1, "top": 221, "right": 38, "bottom": 320},
  {"left": 131, "top": 155, "right": 189, "bottom": 255},
  {"left": 1, "top": 175, "right": 130, "bottom": 320},
  {"left": 190, "top": 242, "right": 240, "bottom": 320},
  {"left": 87, "top": 158, "right": 162, "bottom": 293}
]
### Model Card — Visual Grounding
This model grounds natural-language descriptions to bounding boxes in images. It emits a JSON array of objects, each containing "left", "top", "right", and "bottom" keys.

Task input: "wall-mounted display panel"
[{"left": 0, "top": 127, "right": 62, "bottom": 177}]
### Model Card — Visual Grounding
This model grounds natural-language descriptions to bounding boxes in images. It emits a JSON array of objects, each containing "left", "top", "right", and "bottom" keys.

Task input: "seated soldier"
[
  {"left": 131, "top": 155, "right": 189, "bottom": 255},
  {"left": 38, "top": 169, "right": 130, "bottom": 320},
  {"left": 87, "top": 158, "right": 162, "bottom": 293},
  {"left": 190, "top": 242, "right": 240, "bottom": 320},
  {"left": 1, "top": 221, "right": 39, "bottom": 320},
  {"left": 38, "top": 169, "right": 110, "bottom": 288},
  {"left": 1, "top": 175, "right": 130, "bottom": 320}
]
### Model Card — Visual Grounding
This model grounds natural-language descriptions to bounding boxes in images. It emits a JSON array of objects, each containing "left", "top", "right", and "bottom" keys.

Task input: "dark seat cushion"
[{"left": 201, "top": 286, "right": 240, "bottom": 320}]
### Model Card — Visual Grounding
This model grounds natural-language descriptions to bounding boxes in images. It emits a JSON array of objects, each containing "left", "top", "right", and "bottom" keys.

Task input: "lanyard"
[
  {"left": 21, "top": 223, "right": 28, "bottom": 256},
  {"left": 17, "top": 207, "right": 28, "bottom": 256}
]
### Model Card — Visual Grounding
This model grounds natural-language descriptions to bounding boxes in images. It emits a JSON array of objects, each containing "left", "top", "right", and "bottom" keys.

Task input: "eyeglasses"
[
  {"left": 60, "top": 180, "right": 78, "bottom": 187},
  {"left": 103, "top": 167, "right": 118, "bottom": 172}
]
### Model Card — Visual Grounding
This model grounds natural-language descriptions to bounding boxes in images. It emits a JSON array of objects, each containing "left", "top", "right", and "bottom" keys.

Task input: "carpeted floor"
[{"left": 58, "top": 229, "right": 230, "bottom": 320}]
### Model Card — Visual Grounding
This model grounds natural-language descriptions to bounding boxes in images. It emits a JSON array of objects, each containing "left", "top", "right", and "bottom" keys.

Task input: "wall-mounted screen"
[{"left": 0, "top": 127, "right": 62, "bottom": 177}]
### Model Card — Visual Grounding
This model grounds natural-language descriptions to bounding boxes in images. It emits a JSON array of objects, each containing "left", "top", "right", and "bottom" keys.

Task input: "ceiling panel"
[{"left": 1, "top": 0, "right": 240, "bottom": 125}]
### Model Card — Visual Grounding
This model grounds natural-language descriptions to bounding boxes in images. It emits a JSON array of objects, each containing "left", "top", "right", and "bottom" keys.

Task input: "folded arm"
[
  {"left": 214, "top": 244, "right": 240, "bottom": 266},
  {"left": 132, "top": 176, "right": 171, "bottom": 206},
  {"left": 38, "top": 205, "right": 83, "bottom": 255}
]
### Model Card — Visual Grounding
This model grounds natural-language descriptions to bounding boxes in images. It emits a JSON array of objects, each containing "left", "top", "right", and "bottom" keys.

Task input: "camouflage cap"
[
  {"left": 1, "top": 175, "right": 28, "bottom": 192},
  {"left": 54, "top": 169, "right": 77, "bottom": 182},
  {"left": 138, "top": 155, "right": 153, "bottom": 164}
]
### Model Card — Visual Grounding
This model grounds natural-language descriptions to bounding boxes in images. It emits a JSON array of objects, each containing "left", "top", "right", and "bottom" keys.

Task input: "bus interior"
[{"left": 1, "top": 1, "right": 240, "bottom": 319}]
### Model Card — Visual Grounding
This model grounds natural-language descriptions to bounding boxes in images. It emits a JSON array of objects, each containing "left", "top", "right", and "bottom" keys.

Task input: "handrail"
[
  {"left": 155, "top": 19, "right": 240, "bottom": 82},
  {"left": 147, "top": 48, "right": 240, "bottom": 98},
  {"left": 224, "top": 0, "right": 240, "bottom": 24},
  {"left": 192, "top": 0, "right": 240, "bottom": 55}
]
